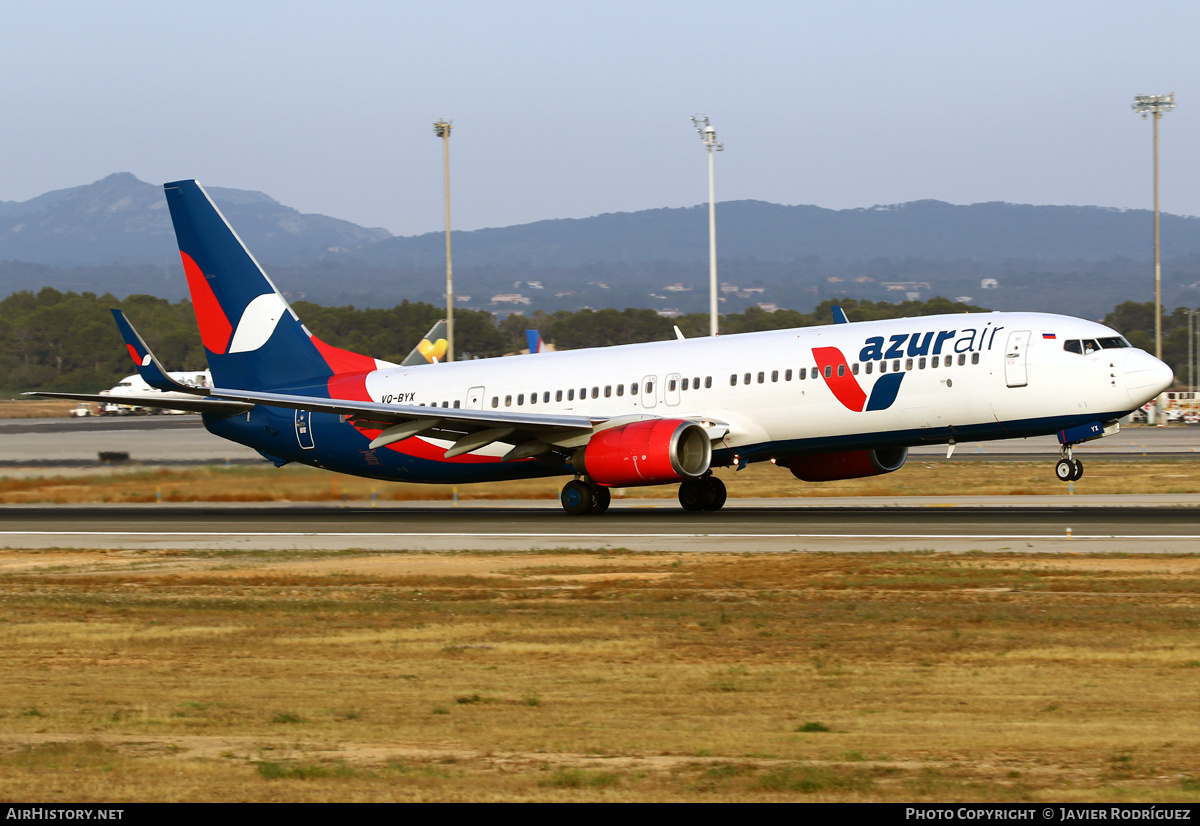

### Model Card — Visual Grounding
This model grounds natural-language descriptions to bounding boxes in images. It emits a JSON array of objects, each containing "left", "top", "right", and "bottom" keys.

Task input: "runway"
[{"left": 2, "top": 497, "right": 1197, "bottom": 554}]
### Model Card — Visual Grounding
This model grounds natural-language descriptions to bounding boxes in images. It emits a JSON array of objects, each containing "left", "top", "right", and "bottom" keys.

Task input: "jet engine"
[
  {"left": 783, "top": 447, "right": 908, "bottom": 482},
  {"left": 576, "top": 419, "right": 712, "bottom": 487}
]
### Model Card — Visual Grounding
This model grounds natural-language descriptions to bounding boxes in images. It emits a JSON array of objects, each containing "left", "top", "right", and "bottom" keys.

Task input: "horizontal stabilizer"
[{"left": 27, "top": 392, "right": 252, "bottom": 417}]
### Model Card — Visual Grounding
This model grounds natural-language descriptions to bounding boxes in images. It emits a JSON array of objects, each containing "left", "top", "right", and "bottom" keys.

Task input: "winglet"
[
  {"left": 832, "top": 305, "right": 849, "bottom": 325},
  {"left": 111, "top": 309, "right": 208, "bottom": 395}
]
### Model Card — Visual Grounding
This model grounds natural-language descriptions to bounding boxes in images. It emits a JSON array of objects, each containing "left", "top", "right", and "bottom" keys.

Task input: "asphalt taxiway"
[{"left": 1, "top": 496, "right": 1197, "bottom": 554}]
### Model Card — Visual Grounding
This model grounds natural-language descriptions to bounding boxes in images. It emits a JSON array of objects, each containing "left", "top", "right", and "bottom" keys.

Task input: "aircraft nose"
[{"left": 1124, "top": 349, "right": 1174, "bottom": 406}]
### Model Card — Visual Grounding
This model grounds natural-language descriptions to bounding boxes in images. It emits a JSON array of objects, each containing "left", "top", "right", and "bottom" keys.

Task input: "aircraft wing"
[{"left": 200, "top": 386, "right": 602, "bottom": 457}]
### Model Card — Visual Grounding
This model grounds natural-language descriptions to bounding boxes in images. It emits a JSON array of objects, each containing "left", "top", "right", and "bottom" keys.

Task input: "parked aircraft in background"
[
  {"left": 34, "top": 180, "right": 1174, "bottom": 514},
  {"left": 98, "top": 369, "right": 212, "bottom": 415}
]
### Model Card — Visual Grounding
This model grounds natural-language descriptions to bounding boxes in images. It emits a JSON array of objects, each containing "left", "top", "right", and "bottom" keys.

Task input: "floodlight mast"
[
  {"left": 692, "top": 115, "right": 723, "bottom": 336},
  {"left": 1131, "top": 94, "right": 1176, "bottom": 365},
  {"left": 434, "top": 119, "right": 454, "bottom": 362}
]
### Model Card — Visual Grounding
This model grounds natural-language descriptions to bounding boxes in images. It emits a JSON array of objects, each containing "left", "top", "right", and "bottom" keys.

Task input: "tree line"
[{"left": 0, "top": 287, "right": 1189, "bottom": 395}]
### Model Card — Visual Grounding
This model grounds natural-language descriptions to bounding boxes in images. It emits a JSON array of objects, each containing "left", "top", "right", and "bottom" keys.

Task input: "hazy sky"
[{"left": 2, "top": 0, "right": 1197, "bottom": 235}]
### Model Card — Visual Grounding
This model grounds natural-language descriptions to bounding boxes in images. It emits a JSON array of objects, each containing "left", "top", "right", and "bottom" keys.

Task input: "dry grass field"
[
  {"left": 0, "top": 400, "right": 75, "bottom": 419},
  {"left": 2, "top": 458, "right": 1199, "bottom": 504},
  {"left": 2, "top": 547, "right": 1200, "bottom": 802}
]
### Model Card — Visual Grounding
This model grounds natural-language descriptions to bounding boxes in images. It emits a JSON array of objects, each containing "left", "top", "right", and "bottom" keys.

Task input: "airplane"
[
  {"left": 99, "top": 369, "right": 212, "bottom": 414},
  {"left": 32, "top": 179, "right": 1174, "bottom": 515}
]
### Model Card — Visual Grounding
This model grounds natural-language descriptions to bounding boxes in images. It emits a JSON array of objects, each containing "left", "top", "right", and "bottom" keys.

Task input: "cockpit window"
[
  {"left": 1098, "top": 336, "right": 1131, "bottom": 349},
  {"left": 1063, "top": 340, "right": 1082, "bottom": 355}
]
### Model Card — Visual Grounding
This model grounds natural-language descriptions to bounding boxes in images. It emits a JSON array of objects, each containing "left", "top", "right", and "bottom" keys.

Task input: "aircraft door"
[
  {"left": 295, "top": 409, "right": 315, "bottom": 450},
  {"left": 641, "top": 375, "right": 658, "bottom": 409},
  {"left": 466, "top": 386, "right": 486, "bottom": 409},
  {"left": 664, "top": 372, "right": 681, "bottom": 406},
  {"left": 1004, "top": 330, "right": 1030, "bottom": 388}
]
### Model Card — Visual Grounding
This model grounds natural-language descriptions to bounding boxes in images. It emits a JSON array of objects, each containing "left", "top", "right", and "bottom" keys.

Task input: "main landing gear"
[
  {"left": 678, "top": 474, "right": 727, "bottom": 512},
  {"left": 558, "top": 474, "right": 728, "bottom": 515},
  {"left": 1054, "top": 447, "right": 1084, "bottom": 482},
  {"left": 560, "top": 479, "right": 611, "bottom": 515}
]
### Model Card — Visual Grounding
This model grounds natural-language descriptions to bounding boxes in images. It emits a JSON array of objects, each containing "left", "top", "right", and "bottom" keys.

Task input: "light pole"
[
  {"left": 1131, "top": 93, "right": 1175, "bottom": 363},
  {"left": 692, "top": 115, "right": 723, "bottom": 336},
  {"left": 433, "top": 119, "right": 454, "bottom": 362}
]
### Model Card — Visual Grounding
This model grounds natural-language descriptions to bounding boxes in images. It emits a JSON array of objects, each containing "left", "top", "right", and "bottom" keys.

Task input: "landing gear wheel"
[
  {"left": 678, "top": 479, "right": 705, "bottom": 511},
  {"left": 590, "top": 485, "right": 611, "bottom": 514},
  {"left": 701, "top": 476, "right": 727, "bottom": 512},
  {"left": 561, "top": 480, "right": 594, "bottom": 515},
  {"left": 1055, "top": 459, "right": 1074, "bottom": 482},
  {"left": 1071, "top": 460, "right": 1084, "bottom": 481}
]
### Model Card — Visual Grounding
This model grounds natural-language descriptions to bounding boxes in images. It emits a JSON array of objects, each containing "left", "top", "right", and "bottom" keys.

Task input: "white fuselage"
[{"left": 350, "top": 311, "right": 1163, "bottom": 462}]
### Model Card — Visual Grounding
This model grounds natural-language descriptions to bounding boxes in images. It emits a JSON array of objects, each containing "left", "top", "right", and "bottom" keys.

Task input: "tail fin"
[
  {"left": 163, "top": 180, "right": 390, "bottom": 394},
  {"left": 526, "top": 329, "right": 545, "bottom": 354},
  {"left": 401, "top": 319, "right": 449, "bottom": 366}
]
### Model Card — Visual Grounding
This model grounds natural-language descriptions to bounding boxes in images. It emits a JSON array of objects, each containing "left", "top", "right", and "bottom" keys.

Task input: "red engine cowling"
[
  {"left": 579, "top": 419, "right": 712, "bottom": 487},
  {"left": 783, "top": 447, "right": 907, "bottom": 482}
]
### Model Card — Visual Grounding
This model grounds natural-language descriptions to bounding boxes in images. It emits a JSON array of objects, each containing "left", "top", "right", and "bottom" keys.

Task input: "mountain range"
[{"left": 2, "top": 173, "right": 1199, "bottom": 319}]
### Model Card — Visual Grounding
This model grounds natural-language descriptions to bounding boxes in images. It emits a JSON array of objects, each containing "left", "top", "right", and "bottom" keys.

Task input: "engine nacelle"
[
  {"left": 783, "top": 447, "right": 908, "bottom": 482},
  {"left": 577, "top": 419, "right": 712, "bottom": 487}
]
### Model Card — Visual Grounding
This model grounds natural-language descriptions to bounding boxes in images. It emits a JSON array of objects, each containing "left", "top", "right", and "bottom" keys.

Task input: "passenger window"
[
  {"left": 799, "top": 368, "right": 807, "bottom": 380},
  {"left": 824, "top": 365, "right": 832, "bottom": 378},
  {"left": 442, "top": 401, "right": 449, "bottom": 408},
  {"left": 971, "top": 352, "right": 980, "bottom": 365},
  {"left": 605, "top": 385, "right": 612, "bottom": 397},
  {"left": 880, "top": 360, "right": 888, "bottom": 373},
  {"left": 919, "top": 357, "right": 926, "bottom": 369},
  {"left": 905, "top": 358, "right": 913, "bottom": 371},
  {"left": 705, "top": 377, "right": 712, "bottom": 388},
  {"left": 771, "top": 370, "right": 778, "bottom": 383},
  {"left": 851, "top": 363, "right": 859, "bottom": 375},
  {"left": 645, "top": 382, "right": 654, "bottom": 395},
  {"left": 591, "top": 387, "right": 599, "bottom": 399},
  {"left": 785, "top": 369, "right": 792, "bottom": 381},
  {"left": 631, "top": 383, "right": 638, "bottom": 395},
  {"left": 517, "top": 394, "right": 524, "bottom": 405},
  {"left": 757, "top": 372, "right": 765, "bottom": 384},
  {"left": 957, "top": 354, "right": 966, "bottom": 366},
  {"left": 865, "top": 362, "right": 873, "bottom": 375},
  {"left": 617, "top": 384, "right": 624, "bottom": 396},
  {"left": 505, "top": 395, "right": 512, "bottom": 407},
  {"left": 837, "top": 365, "right": 845, "bottom": 377},
  {"left": 491, "top": 397, "right": 499, "bottom": 408},
  {"left": 744, "top": 373, "right": 751, "bottom": 385},
  {"left": 667, "top": 380, "right": 675, "bottom": 392},
  {"left": 544, "top": 392, "right": 550, "bottom": 403},
  {"left": 892, "top": 360, "right": 901, "bottom": 372},
  {"left": 693, "top": 376, "right": 700, "bottom": 388},
  {"left": 932, "top": 356, "right": 939, "bottom": 368},
  {"left": 453, "top": 401, "right": 460, "bottom": 408},
  {"left": 1064, "top": 340, "right": 1082, "bottom": 354},
  {"left": 682, "top": 378, "right": 690, "bottom": 391},
  {"left": 568, "top": 389, "right": 575, "bottom": 401},
  {"left": 530, "top": 392, "right": 537, "bottom": 404},
  {"left": 556, "top": 390, "right": 563, "bottom": 402},
  {"left": 730, "top": 374, "right": 737, "bottom": 386}
]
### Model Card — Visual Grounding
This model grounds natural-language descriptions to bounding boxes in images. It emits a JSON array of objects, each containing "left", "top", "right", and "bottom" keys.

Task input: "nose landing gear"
[{"left": 1054, "top": 448, "right": 1084, "bottom": 482}]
